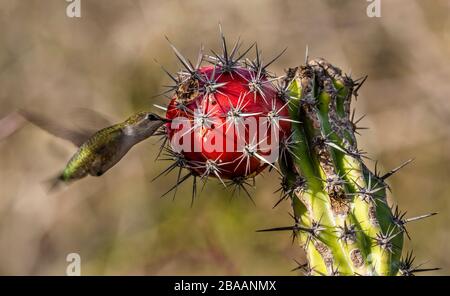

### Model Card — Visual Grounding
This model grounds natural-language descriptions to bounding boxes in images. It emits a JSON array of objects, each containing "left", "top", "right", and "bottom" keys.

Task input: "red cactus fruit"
[{"left": 155, "top": 31, "right": 295, "bottom": 200}]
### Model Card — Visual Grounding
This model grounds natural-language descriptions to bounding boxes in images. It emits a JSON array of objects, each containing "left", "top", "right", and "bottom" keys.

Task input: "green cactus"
[{"left": 260, "top": 58, "right": 438, "bottom": 276}]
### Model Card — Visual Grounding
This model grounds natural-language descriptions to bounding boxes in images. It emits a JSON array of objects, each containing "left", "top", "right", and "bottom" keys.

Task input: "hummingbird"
[{"left": 19, "top": 110, "right": 169, "bottom": 188}]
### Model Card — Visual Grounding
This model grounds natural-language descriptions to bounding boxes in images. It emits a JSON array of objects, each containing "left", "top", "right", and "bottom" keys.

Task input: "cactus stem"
[{"left": 278, "top": 59, "right": 420, "bottom": 275}]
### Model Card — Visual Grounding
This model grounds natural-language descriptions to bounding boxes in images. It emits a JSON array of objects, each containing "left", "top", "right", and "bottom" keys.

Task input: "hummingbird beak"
[{"left": 147, "top": 113, "right": 171, "bottom": 123}]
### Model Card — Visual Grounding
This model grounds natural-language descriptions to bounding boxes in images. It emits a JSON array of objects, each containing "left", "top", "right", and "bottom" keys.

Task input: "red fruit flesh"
[{"left": 165, "top": 65, "right": 290, "bottom": 180}]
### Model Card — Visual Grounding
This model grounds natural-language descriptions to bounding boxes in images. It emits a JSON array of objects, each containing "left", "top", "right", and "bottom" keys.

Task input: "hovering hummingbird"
[{"left": 19, "top": 110, "right": 168, "bottom": 188}]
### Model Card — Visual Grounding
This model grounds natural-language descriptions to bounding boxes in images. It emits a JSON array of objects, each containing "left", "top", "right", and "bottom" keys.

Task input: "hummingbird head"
[{"left": 124, "top": 111, "right": 167, "bottom": 139}]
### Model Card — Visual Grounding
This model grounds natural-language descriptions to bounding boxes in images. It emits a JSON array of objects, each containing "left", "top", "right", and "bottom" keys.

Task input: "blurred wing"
[
  {"left": 69, "top": 107, "right": 114, "bottom": 135},
  {"left": 0, "top": 112, "right": 26, "bottom": 141},
  {"left": 19, "top": 109, "right": 92, "bottom": 147}
]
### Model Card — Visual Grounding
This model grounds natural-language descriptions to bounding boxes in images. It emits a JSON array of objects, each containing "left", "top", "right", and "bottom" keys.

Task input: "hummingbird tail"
[{"left": 43, "top": 173, "right": 65, "bottom": 193}]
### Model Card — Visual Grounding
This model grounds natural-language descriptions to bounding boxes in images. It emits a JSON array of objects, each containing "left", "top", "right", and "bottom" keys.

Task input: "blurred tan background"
[{"left": 0, "top": 0, "right": 449, "bottom": 275}]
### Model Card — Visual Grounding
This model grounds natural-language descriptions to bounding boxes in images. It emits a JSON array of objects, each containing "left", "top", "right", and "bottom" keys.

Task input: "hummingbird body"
[{"left": 59, "top": 125, "right": 126, "bottom": 181}]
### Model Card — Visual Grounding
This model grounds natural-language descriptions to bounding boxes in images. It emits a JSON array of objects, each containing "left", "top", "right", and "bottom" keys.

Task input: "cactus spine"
[{"left": 262, "top": 58, "right": 437, "bottom": 276}]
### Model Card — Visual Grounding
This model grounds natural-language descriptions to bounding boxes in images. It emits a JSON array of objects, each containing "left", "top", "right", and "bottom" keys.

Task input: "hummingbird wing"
[
  {"left": 68, "top": 108, "right": 114, "bottom": 136},
  {"left": 0, "top": 112, "right": 26, "bottom": 141},
  {"left": 18, "top": 109, "right": 92, "bottom": 147}
]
